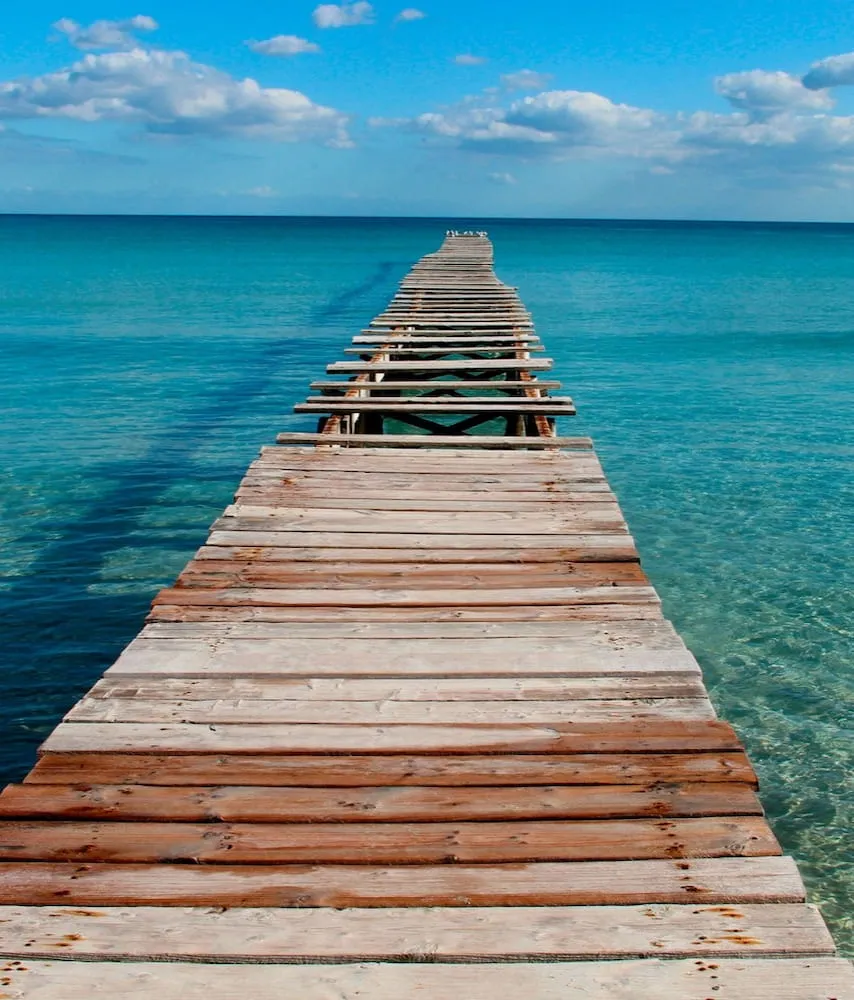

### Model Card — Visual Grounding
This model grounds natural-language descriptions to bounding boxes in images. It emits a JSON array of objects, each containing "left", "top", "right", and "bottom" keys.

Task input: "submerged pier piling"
[{"left": 0, "top": 233, "right": 850, "bottom": 997}]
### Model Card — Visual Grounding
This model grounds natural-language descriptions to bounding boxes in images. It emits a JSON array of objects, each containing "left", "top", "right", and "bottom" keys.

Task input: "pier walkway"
[{"left": 0, "top": 235, "right": 850, "bottom": 997}]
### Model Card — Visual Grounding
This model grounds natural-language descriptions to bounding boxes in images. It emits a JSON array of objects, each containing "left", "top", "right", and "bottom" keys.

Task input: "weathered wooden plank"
[
  {"left": 151, "top": 585, "right": 658, "bottom": 610},
  {"left": 87, "top": 674, "right": 707, "bottom": 702},
  {"left": 275, "top": 433, "right": 575, "bottom": 447},
  {"left": 204, "top": 533, "right": 637, "bottom": 560},
  {"left": 111, "top": 635, "right": 699, "bottom": 678},
  {"left": 146, "top": 602, "right": 665, "bottom": 623},
  {"left": 218, "top": 503, "right": 627, "bottom": 529},
  {"left": 232, "top": 492, "right": 617, "bottom": 510},
  {"left": 199, "top": 544, "right": 638, "bottom": 566},
  {"left": 4, "top": 958, "right": 849, "bottom": 999},
  {"left": 0, "top": 904, "right": 830, "bottom": 961},
  {"left": 0, "top": 816, "right": 779, "bottom": 863},
  {"left": 327, "top": 360, "right": 552, "bottom": 373},
  {"left": 136, "top": 619, "right": 692, "bottom": 640},
  {"left": 238, "top": 475, "right": 612, "bottom": 494},
  {"left": 65, "top": 696, "right": 715, "bottom": 724},
  {"left": 176, "top": 560, "right": 644, "bottom": 588},
  {"left": 26, "top": 750, "right": 755, "bottom": 787},
  {"left": 309, "top": 380, "right": 563, "bottom": 391},
  {"left": 350, "top": 335, "right": 542, "bottom": 344},
  {"left": 41, "top": 719, "right": 743, "bottom": 754},
  {"left": 0, "top": 782, "right": 758, "bottom": 823},
  {"left": 295, "top": 402, "right": 575, "bottom": 415},
  {"left": 0, "top": 857, "right": 802, "bottom": 906}
]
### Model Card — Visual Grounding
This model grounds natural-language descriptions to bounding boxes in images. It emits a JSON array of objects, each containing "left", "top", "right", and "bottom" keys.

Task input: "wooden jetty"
[{"left": 0, "top": 233, "right": 850, "bottom": 997}]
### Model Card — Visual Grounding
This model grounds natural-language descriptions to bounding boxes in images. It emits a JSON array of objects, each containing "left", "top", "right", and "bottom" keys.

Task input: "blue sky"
[{"left": 3, "top": 1, "right": 854, "bottom": 217}]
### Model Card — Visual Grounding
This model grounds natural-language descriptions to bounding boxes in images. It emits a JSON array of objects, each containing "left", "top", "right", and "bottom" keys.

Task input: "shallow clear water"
[{"left": 0, "top": 216, "right": 851, "bottom": 948}]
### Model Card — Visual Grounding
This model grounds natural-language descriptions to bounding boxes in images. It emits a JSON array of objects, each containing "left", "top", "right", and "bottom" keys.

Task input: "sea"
[{"left": 0, "top": 215, "right": 851, "bottom": 948}]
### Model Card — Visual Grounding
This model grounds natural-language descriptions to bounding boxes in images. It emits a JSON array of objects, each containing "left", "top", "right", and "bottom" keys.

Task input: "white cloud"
[
  {"left": 715, "top": 70, "right": 833, "bottom": 117},
  {"left": 245, "top": 185, "right": 278, "bottom": 197},
  {"left": 248, "top": 35, "right": 321, "bottom": 56},
  {"left": 53, "top": 15, "right": 158, "bottom": 51},
  {"left": 383, "top": 89, "right": 668, "bottom": 157},
  {"left": 396, "top": 8, "right": 426, "bottom": 21},
  {"left": 454, "top": 54, "right": 487, "bottom": 66},
  {"left": 488, "top": 171, "right": 517, "bottom": 184},
  {"left": 0, "top": 47, "right": 350, "bottom": 145},
  {"left": 501, "top": 69, "right": 553, "bottom": 91},
  {"left": 803, "top": 51, "right": 854, "bottom": 90},
  {"left": 313, "top": 3, "right": 375, "bottom": 28}
]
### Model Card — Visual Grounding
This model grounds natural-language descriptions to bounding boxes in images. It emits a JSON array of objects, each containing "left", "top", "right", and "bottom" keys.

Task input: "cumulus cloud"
[
  {"left": 715, "top": 70, "right": 833, "bottom": 117},
  {"left": 248, "top": 35, "right": 321, "bottom": 56},
  {"left": 488, "top": 171, "right": 517, "bottom": 184},
  {"left": 395, "top": 8, "right": 426, "bottom": 21},
  {"left": 501, "top": 69, "right": 552, "bottom": 91},
  {"left": 0, "top": 47, "right": 350, "bottom": 145},
  {"left": 397, "top": 89, "right": 666, "bottom": 157},
  {"left": 53, "top": 15, "right": 158, "bottom": 51},
  {"left": 803, "top": 51, "right": 854, "bottom": 90},
  {"left": 313, "top": 3, "right": 374, "bottom": 28},
  {"left": 454, "top": 54, "right": 487, "bottom": 66}
]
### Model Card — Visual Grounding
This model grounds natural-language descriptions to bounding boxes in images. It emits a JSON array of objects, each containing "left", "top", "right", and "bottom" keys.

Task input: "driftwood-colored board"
[
  {"left": 351, "top": 335, "right": 542, "bottom": 344},
  {"left": 197, "top": 543, "right": 636, "bottom": 564},
  {"left": 232, "top": 491, "right": 618, "bottom": 510},
  {"left": 257, "top": 445, "right": 586, "bottom": 458},
  {"left": 151, "top": 585, "right": 658, "bottom": 610},
  {"left": 0, "top": 904, "right": 831, "bottom": 961},
  {"left": 248, "top": 451, "right": 599, "bottom": 467},
  {"left": 252, "top": 459, "right": 601, "bottom": 476},
  {"left": 25, "top": 751, "right": 756, "bottom": 787},
  {"left": 87, "top": 674, "right": 708, "bottom": 702},
  {"left": 64, "top": 696, "right": 715, "bottom": 724},
  {"left": 327, "top": 360, "right": 552, "bottom": 372},
  {"left": 146, "top": 603, "right": 662, "bottom": 624},
  {"left": 0, "top": 782, "right": 759, "bottom": 823},
  {"left": 4, "top": 958, "right": 850, "bottom": 999},
  {"left": 294, "top": 402, "right": 575, "bottom": 415},
  {"left": 41, "top": 719, "right": 743, "bottom": 754},
  {"left": 175, "top": 560, "right": 648, "bottom": 588},
  {"left": 309, "top": 380, "right": 564, "bottom": 390},
  {"left": 275, "top": 433, "right": 574, "bottom": 448},
  {"left": 0, "top": 816, "right": 780, "bottom": 863},
  {"left": 146, "top": 602, "right": 666, "bottom": 623},
  {"left": 240, "top": 467, "right": 608, "bottom": 486},
  {"left": 241, "top": 473, "right": 610, "bottom": 490},
  {"left": 137, "top": 618, "right": 692, "bottom": 640},
  {"left": 203, "top": 533, "right": 639, "bottom": 560},
  {"left": 0, "top": 856, "right": 801, "bottom": 906},
  {"left": 213, "top": 513, "right": 629, "bottom": 535},
  {"left": 110, "top": 637, "right": 699, "bottom": 678},
  {"left": 220, "top": 501, "right": 627, "bottom": 525}
]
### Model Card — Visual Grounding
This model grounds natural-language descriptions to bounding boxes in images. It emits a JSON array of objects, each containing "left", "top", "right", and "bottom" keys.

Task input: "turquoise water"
[{"left": 0, "top": 216, "right": 851, "bottom": 947}]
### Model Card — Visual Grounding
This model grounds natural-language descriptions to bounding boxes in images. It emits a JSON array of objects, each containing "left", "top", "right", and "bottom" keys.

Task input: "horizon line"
[{"left": 2, "top": 212, "right": 854, "bottom": 227}]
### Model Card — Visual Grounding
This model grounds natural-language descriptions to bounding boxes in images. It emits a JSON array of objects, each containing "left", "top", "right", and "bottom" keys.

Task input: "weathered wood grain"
[
  {"left": 40, "top": 719, "right": 742, "bottom": 754},
  {"left": 4, "top": 957, "right": 851, "bottom": 999},
  {"left": 26, "top": 750, "right": 756, "bottom": 787},
  {"left": 0, "top": 816, "right": 779, "bottom": 863},
  {"left": 65, "top": 696, "right": 714, "bottom": 724},
  {"left": 87, "top": 674, "right": 707, "bottom": 701},
  {"left": 0, "top": 903, "right": 831, "bottom": 961},
  {"left": 152, "top": 585, "right": 659, "bottom": 610},
  {"left": 0, "top": 857, "right": 802, "bottom": 906},
  {"left": 0, "top": 782, "right": 759, "bottom": 823}
]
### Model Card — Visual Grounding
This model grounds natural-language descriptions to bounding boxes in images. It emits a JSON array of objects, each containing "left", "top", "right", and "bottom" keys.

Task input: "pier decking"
[{"left": 0, "top": 234, "right": 850, "bottom": 997}]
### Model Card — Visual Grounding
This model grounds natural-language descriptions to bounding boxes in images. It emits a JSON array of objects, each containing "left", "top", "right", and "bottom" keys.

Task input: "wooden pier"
[{"left": 0, "top": 233, "right": 850, "bottom": 997}]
